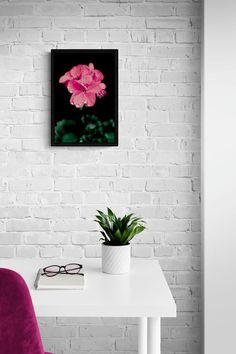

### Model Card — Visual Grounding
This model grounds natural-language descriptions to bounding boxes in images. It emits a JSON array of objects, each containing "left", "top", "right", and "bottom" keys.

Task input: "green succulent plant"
[{"left": 95, "top": 208, "right": 146, "bottom": 246}]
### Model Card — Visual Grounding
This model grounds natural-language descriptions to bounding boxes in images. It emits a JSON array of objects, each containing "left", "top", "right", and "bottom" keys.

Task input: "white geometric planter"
[{"left": 102, "top": 243, "right": 131, "bottom": 274}]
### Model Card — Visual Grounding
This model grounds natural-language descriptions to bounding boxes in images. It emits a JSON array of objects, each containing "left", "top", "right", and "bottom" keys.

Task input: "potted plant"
[{"left": 95, "top": 208, "right": 146, "bottom": 274}]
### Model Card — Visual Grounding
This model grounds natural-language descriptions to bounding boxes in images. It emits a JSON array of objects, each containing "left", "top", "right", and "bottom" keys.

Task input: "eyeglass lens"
[{"left": 65, "top": 263, "right": 82, "bottom": 273}]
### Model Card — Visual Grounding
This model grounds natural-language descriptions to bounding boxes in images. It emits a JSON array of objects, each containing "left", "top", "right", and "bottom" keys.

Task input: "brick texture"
[{"left": 0, "top": 0, "right": 201, "bottom": 354}]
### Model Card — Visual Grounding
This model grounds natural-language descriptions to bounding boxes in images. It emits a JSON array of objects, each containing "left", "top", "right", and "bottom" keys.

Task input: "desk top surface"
[{"left": 0, "top": 258, "right": 176, "bottom": 318}]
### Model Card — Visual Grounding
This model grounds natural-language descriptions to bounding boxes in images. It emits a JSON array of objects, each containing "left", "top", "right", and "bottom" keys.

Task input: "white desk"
[{"left": 0, "top": 258, "right": 176, "bottom": 354}]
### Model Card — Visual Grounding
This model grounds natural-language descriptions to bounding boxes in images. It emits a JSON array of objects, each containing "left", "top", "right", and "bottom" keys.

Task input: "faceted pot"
[{"left": 102, "top": 243, "right": 131, "bottom": 274}]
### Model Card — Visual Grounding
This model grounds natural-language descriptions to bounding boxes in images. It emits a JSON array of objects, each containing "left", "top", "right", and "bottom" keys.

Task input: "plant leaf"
[{"left": 94, "top": 208, "right": 146, "bottom": 245}]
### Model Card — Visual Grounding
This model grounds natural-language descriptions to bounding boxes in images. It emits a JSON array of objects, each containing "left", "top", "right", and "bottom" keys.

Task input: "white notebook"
[{"left": 34, "top": 269, "right": 84, "bottom": 290}]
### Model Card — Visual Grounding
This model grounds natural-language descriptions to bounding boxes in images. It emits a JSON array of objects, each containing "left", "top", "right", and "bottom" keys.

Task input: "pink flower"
[{"left": 59, "top": 63, "right": 106, "bottom": 109}]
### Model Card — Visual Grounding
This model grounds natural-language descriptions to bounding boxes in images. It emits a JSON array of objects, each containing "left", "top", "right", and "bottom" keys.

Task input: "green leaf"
[
  {"left": 100, "top": 231, "right": 110, "bottom": 243},
  {"left": 94, "top": 208, "right": 146, "bottom": 246},
  {"left": 62, "top": 133, "right": 77, "bottom": 143},
  {"left": 86, "top": 123, "right": 96, "bottom": 131},
  {"left": 104, "top": 132, "right": 114, "bottom": 143}
]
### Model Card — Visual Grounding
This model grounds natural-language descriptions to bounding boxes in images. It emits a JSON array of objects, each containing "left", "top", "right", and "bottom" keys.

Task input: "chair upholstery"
[{"left": 0, "top": 268, "right": 53, "bottom": 354}]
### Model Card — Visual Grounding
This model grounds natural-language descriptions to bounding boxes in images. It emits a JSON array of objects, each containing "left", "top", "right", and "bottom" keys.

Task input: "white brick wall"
[{"left": 0, "top": 0, "right": 201, "bottom": 353}]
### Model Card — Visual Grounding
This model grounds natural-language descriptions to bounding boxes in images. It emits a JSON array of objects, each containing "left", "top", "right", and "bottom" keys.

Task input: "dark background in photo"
[{"left": 51, "top": 49, "right": 118, "bottom": 146}]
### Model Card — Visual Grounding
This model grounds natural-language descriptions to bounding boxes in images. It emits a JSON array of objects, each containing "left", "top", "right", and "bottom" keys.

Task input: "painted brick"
[
  {"left": 176, "top": 30, "right": 200, "bottom": 44},
  {"left": 130, "top": 30, "right": 155, "bottom": 43},
  {"left": 80, "top": 325, "right": 123, "bottom": 337},
  {"left": 149, "top": 151, "right": 192, "bottom": 164},
  {"left": 100, "top": 17, "right": 145, "bottom": 29},
  {"left": 79, "top": 165, "right": 117, "bottom": 177},
  {"left": 36, "top": 4, "right": 83, "bottom": 17},
  {"left": 114, "top": 179, "right": 145, "bottom": 192},
  {"left": 0, "top": 233, "right": 22, "bottom": 245},
  {"left": 0, "top": 5, "right": 33, "bottom": 16},
  {"left": 148, "top": 219, "right": 191, "bottom": 232},
  {"left": 17, "top": 246, "right": 38, "bottom": 258},
  {"left": 54, "top": 18, "right": 99, "bottom": 29},
  {"left": 176, "top": 4, "right": 201, "bottom": 16},
  {"left": 86, "top": 30, "right": 107, "bottom": 42},
  {"left": 31, "top": 206, "right": 78, "bottom": 219},
  {"left": 85, "top": 4, "right": 130, "bottom": 16},
  {"left": 131, "top": 5, "right": 174, "bottom": 17},
  {"left": 9, "top": 178, "right": 53, "bottom": 192},
  {"left": 54, "top": 178, "right": 98, "bottom": 192},
  {"left": 39, "top": 246, "right": 62, "bottom": 258},
  {"left": 18, "top": 29, "right": 41, "bottom": 42},
  {"left": 6, "top": 219, "right": 50, "bottom": 232},
  {"left": 85, "top": 245, "right": 102, "bottom": 258},
  {"left": 64, "top": 30, "right": 85, "bottom": 42},
  {"left": 86, "top": 192, "right": 107, "bottom": 204},
  {"left": 54, "top": 151, "right": 98, "bottom": 164},
  {"left": 0, "top": 207, "right": 30, "bottom": 219},
  {"left": 0, "top": 246, "right": 15, "bottom": 258},
  {"left": 62, "top": 245, "right": 83, "bottom": 259},
  {"left": 146, "top": 124, "right": 192, "bottom": 137},
  {"left": 146, "top": 179, "right": 191, "bottom": 192},
  {"left": 71, "top": 338, "right": 115, "bottom": 351},
  {"left": 25, "top": 233, "right": 68, "bottom": 245},
  {"left": 19, "top": 83, "right": 41, "bottom": 96},
  {"left": 40, "top": 325, "right": 76, "bottom": 338},
  {"left": 131, "top": 245, "right": 153, "bottom": 258},
  {"left": 53, "top": 219, "right": 95, "bottom": 232},
  {"left": 154, "top": 246, "right": 175, "bottom": 257},
  {"left": 116, "top": 338, "right": 138, "bottom": 351},
  {"left": 61, "top": 192, "right": 83, "bottom": 204},
  {"left": 123, "top": 165, "right": 152, "bottom": 178},
  {"left": 13, "top": 17, "right": 51, "bottom": 28},
  {"left": 72, "top": 232, "right": 99, "bottom": 245},
  {"left": 42, "top": 30, "right": 63, "bottom": 42},
  {"left": 147, "top": 18, "right": 189, "bottom": 29},
  {"left": 155, "top": 29, "right": 175, "bottom": 43}
]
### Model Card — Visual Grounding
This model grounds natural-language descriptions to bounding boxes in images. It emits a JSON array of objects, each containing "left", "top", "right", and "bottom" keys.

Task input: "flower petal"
[
  {"left": 70, "top": 65, "right": 83, "bottom": 79},
  {"left": 93, "top": 69, "right": 104, "bottom": 82},
  {"left": 79, "top": 74, "right": 93, "bottom": 85},
  {"left": 87, "top": 82, "right": 106, "bottom": 94},
  {"left": 59, "top": 71, "right": 72, "bottom": 84},
  {"left": 70, "top": 91, "right": 87, "bottom": 108},
  {"left": 81, "top": 65, "right": 90, "bottom": 76},
  {"left": 67, "top": 80, "right": 85, "bottom": 94},
  {"left": 85, "top": 92, "right": 96, "bottom": 107},
  {"left": 97, "top": 89, "right": 106, "bottom": 98},
  {"left": 100, "top": 83, "right": 106, "bottom": 89}
]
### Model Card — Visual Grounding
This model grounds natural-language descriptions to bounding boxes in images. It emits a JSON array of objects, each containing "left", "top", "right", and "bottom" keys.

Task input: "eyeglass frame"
[{"left": 42, "top": 263, "right": 84, "bottom": 277}]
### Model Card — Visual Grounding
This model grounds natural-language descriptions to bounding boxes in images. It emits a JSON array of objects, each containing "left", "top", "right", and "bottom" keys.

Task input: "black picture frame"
[{"left": 51, "top": 49, "right": 118, "bottom": 146}]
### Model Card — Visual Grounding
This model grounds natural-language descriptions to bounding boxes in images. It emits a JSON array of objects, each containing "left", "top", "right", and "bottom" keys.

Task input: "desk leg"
[
  {"left": 147, "top": 317, "right": 160, "bottom": 354},
  {"left": 138, "top": 317, "right": 147, "bottom": 354}
]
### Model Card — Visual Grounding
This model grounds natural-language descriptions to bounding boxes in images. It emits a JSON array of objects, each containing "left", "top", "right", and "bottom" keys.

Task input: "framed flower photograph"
[{"left": 51, "top": 49, "right": 118, "bottom": 146}]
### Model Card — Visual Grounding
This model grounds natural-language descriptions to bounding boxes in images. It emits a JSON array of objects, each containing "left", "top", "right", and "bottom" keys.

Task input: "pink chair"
[{"left": 0, "top": 268, "right": 52, "bottom": 354}]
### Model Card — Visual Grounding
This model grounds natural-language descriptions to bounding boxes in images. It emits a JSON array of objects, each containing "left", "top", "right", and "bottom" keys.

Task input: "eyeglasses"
[{"left": 42, "top": 263, "right": 84, "bottom": 277}]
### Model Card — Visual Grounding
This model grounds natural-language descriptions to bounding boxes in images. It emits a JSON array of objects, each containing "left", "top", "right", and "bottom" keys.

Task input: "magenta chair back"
[{"left": 0, "top": 268, "right": 52, "bottom": 354}]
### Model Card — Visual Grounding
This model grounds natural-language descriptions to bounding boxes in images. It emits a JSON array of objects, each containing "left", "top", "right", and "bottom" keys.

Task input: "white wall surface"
[
  {"left": 0, "top": 1, "right": 201, "bottom": 353},
  {"left": 204, "top": 0, "right": 236, "bottom": 353}
]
